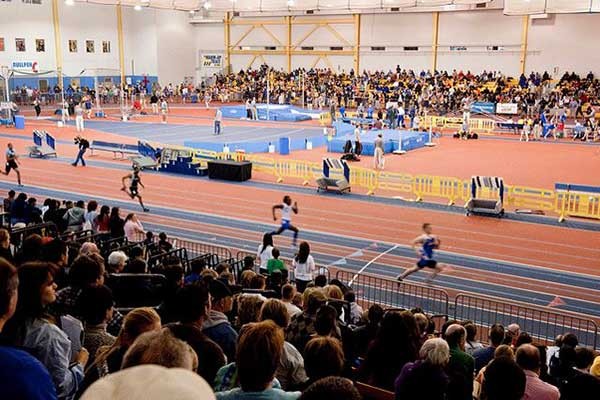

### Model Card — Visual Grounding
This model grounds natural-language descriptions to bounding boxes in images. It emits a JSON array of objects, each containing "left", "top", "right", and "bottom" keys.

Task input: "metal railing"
[
  {"left": 336, "top": 269, "right": 450, "bottom": 317},
  {"left": 454, "top": 293, "right": 599, "bottom": 349}
]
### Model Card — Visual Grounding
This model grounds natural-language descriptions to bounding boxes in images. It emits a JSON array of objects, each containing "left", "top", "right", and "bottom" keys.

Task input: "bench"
[
  {"left": 355, "top": 382, "right": 395, "bottom": 400},
  {"left": 90, "top": 140, "right": 139, "bottom": 159},
  {"left": 129, "top": 155, "right": 159, "bottom": 170}
]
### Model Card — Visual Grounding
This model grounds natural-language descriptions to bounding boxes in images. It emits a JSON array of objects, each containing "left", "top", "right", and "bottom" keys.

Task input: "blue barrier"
[
  {"left": 328, "top": 129, "right": 429, "bottom": 156},
  {"left": 14, "top": 115, "right": 25, "bottom": 129},
  {"left": 219, "top": 104, "right": 322, "bottom": 122},
  {"left": 279, "top": 137, "right": 290, "bottom": 155},
  {"left": 555, "top": 183, "right": 600, "bottom": 194}
]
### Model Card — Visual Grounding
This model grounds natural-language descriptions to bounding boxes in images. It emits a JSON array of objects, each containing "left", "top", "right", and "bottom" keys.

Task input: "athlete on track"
[
  {"left": 121, "top": 165, "right": 149, "bottom": 212},
  {"left": 397, "top": 223, "right": 445, "bottom": 283},
  {"left": 271, "top": 195, "right": 299, "bottom": 247},
  {"left": 2, "top": 143, "right": 22, "bottom": 186}
]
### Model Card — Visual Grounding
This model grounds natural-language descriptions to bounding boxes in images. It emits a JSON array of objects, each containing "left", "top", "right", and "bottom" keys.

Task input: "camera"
[{"left": 74, "top": 136, "right": 81, "bottom": 144}]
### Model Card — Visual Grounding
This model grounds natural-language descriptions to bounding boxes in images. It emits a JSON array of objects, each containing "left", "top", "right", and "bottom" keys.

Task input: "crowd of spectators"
[{"left": 0, "top": 190, "right": 599, "bottom": 400}]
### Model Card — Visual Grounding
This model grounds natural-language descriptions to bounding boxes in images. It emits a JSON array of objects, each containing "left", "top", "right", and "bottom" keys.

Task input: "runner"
[
  {"left": 2, "top": 143, "right": 22, "bottom": 186},
  {"left": 270, "top": 195, "right": 299, "bottom": 247},
  {"left": 396, "top": 223, "right": 445, "bottom": 283},
  {"left": 121, "top": 165, "right": 149, "bottom": 212}
]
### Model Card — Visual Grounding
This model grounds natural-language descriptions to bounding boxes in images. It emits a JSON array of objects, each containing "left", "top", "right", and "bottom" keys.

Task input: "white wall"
[
  {"left": 154, "top": 10, "right": 196, "bottom": 84},
  {"left": 527, "top": 13, "right": 600, "bottom": 77},
  {"left": 122, "top": 7, "right": 158, "bottom": 77},
  {"left": 0, "top": 1, "right": 56, "bottom": 73}
]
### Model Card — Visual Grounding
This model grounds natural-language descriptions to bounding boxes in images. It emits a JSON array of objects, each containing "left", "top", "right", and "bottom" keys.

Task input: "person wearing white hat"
[{"left": 81, "top": 365, "right": 215, "bottom": 400}]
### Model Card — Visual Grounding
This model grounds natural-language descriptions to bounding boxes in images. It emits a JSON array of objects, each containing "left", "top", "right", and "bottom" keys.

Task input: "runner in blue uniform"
[
  {"left": 121, "top": 165, "right": 149, "bottom": 212},
  {"left": 397, "top": 223, "right": 445, "bottom": 283},
  {"left": 271, "top": 195, "right": 299, "bottom": 247}
]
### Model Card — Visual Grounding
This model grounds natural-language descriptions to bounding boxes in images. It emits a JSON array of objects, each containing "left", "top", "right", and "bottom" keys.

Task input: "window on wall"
[
  {"left": 0, "top": 38, "right": 5, "bottom": 52},
  {"left": 86, "top": 40, "right": 94, "bottom": 53},
  {"left": 36, "top": 39, "right": 45, "bottom": 52},
  {"left": 22, "top": 0, "right": 42, "bottom": 4},
  {"left": 102, "top": 41, "right": 111, "bottom": 53},
  {"left": 15, "top": 38, "right": 26, "bottom": 52},
  {"left": 69, "top": 40, "right": 78, "bottom": 53}
]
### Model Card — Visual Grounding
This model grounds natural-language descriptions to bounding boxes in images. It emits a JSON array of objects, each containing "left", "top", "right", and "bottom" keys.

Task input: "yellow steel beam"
[
  {"left": 324, "top": 24, "right": 351, "bottom": 46},
  {"left": 230, "top": 18, "right": 286, "bottom": 26},
  {"left": 286, "top": 16, "right": 292, "bottom": 72},
  {"left": 259, "top": 24, "right": 283, "bottom": 46},
  {"left": 231, "top": 49, "right": 286, "bottom": 55},
  {"left": 116, "top": 5, "right": 125, "bottom": 87},
  {"left": 354, "top": 13, "right": 361, "bottom": 73},
  {"left": 311, "top": 56, "right": 323, "bottom": 69},
  {"left": 230, "top": 49, "right": 353, "bottom": 56},
  {"left": 431, "top": 11, "right": 440, "bottom": 72},
  {"left": 323, "top": 55, "right": 334, "bottom": 70},
  {"left": 225, "top": 12, "right": 231, "bottom": 74},
  {"left": 520, "top": 15, "right": 530, "bottom": 75},
  {"left": 246, "top": 55, "right": 258, "bottom": 70},
  {"left": 51, "top": 0, "right": 63, "bottom": 88},
  {"left": 293, "top": 24, "right": 322, "bottom": 49},
  {"left": 232, "top": 25, "right": 257, "bottom": 48}
]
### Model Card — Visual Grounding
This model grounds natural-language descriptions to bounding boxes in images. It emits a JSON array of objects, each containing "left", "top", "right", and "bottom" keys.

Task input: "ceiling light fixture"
[{"left": 134, "top": 4, "right": 142, "bottom": 10}]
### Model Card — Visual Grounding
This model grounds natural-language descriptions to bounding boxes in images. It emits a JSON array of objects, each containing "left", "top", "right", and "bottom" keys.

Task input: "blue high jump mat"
[
  {"left": 328, "top": 123, "right": 429, "bottom": 156},
  {"left": 220, "top": 104, "right": 323, "bottom": 122}
]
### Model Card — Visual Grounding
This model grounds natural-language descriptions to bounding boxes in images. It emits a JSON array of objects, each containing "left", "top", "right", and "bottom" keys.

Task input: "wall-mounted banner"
[
  {"left": 11, "top": 61, "right": 39, "bottom": 72},
  {"left": 496, "top": 103, "right": 519, "bottom": 115},
  {"left": 201, "top": 54, "right": 223, "bottom": 68}
]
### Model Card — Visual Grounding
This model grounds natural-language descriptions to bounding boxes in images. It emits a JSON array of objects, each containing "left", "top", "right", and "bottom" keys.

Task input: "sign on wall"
[
  {"left": 11, "top": 61, "right": 39, "bottom": 72},
  {"left": 201, "top": 54, "right": 223, "bottom": 68},
  {"left": 496, "top": 103, "right": 519, "bottom": 115}
]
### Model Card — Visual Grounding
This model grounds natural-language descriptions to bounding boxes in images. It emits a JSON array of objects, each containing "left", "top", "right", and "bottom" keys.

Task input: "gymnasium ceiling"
[{"left": 76, "top": 0, "right": 600, "bottom": 14}]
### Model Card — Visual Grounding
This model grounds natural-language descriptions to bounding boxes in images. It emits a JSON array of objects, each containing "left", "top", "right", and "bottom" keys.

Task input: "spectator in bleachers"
[
  {"left": 64, "top": 200, "right": 86, "bottom": 232},
  {"left": 107, "top": 251, "right": 128, "bottom": 274},
  {"left": 473, "top": 323, "right": 505, "bottom": 372},
  {"left": 156, "top": 264, "right": 185, "bottom": 324},
  {"left": 41, "top": 239, "right": 69, "bottom": 288},
  {"left": 94, "top": 205, "right": 110, "bottom": 237},
  {"left": 259, "top": 298, "right": 307, "bottom": 390},
  {"left": 0, "top": 228, "right": 14, "bottom": 263},
  {"left": 463, "top": 322, "right": 484, "bottom": 354},
  {"left": 184, "top": 258, "right": 206, "bottom": 285},
  {"left": 124, "top": 246, "right": 147, "bottom": 274},
  {"left": 299, "top": 377, "right": 360, "bottom": 400},
  {"left": 3, "top": 262, "right": 89, "bottom": 399},
  {"left": 444, "top": 323, "right": 475, "bottom": 400},
  {"left": 81, "top": 365, "right": 216, "bottom": 400},
  {"left": 560, "top": 347, "right": 600, "bottom": 398},
  {"left": 394, "top": 338, "right": 450, "bottom": 400},
  {"left": 257, "top": 233, "right": 274, "bottom": 273},
  {"left": 10, "top": 192, "right": 28, "bottom": 225},
  {"left": 505, "top": 323, "right": 521, "bottom": 347},
  {"left": 267, "top": 271, "right": 284, "bottom": 296},
  {"left": 90, "top": 307, "right": 160, "bottom": 380},
  {"left": 286, "top": 288, "right": 327, "bottom": 353},
  {"left": 109, "top": 207, "right": 125, "bottom": 239},
  {"left": 124, "top": 213, "right": 145, "bottom": 242},
  {"left": 121, "top": 328, "right": 197, "bottom": 371},
  {"left": 474, "top": 345, "right": 514, "bottom": 399},
  {"left": 167, "top": 283, "right": 225, "bottom": 382},
  {"left": 79, "top": 242, "right": 100, "bottom": 257},
  {"left": 281, "top": 284, "right": 301, "bottom": 318},
  {"left": 203, "top": 279, "right": 238, "bottom": 363},
  {"left": 352, "top": 304, "right": 384, "bottom": 359},
  {"left": 313, "top": 305, "right": 339, "bottom": 340},
  {"left": 292, "top": 242, "right": 316, "bottom": 293},
  {"left": 236, "top": 293, "right": 265, "bottom": 328},
  {"left": 302, "top": 336, "right": 344, "bottom": 390},
  {"left": 267, "top": 248, "right": 286, "bottom": 275},
  {"left": 2, "top": 189, "right": 15, "bottom": 214},
  {"left": 243, "top": 256, "right": 255, "bottom": 272},
  {"left": 548, "top": 332, "right": 578, "bottom": 385},
  {"left": 515, "top": 332, "right": 533, "bottom": 348},
  {"left": 84, "top": 201, "right": 98, "bottom": 232},
  {"left": 78, "top": 286, "right": 116, "bottom": 366},
  {"left": 515, "top": 344, "right": 560, "bottom": 400},
  {"left": 15, "top": 233, "right": 44, "bottom": 265},
  {"left": 344, "top": 291, "right": 363, "bottom": 326},
  {"left": 480, "top": 357, "right": 526, "bottom": 400},
  {"left": 215, "top": 320, "right": 301, "bottom": 399},
  {"left": 413, "top": 313, "right": 430, "bottom": 345},
  {"left": 358, "top": 311, "right": 419, "bottom": 391},
  {"left": 314, "top": 275, "right": 327, "bottom": 288},
  {"left": 240, "top": 270, "right": 256, "bottom": 288},
  {"left": 157, "top": 232, "right": 173, "bottom": 253},
  {"left": 43, "top": 200, "right": 62, "bottom": 230},
  {"left": 292, "top": 292, "right": 303, "bottom": 310},
  {"left": 0, "top": 259, "right": 58, "bottom": 400}
]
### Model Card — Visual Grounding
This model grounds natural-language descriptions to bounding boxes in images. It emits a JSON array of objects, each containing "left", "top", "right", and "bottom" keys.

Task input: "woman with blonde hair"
[{"left": 86, "top": 307, "right": 161, "bottom": 384}]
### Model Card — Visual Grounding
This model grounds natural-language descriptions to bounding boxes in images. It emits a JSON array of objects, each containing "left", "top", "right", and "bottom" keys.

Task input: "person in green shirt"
[{"left": 267, "top": 248, "right": 287, "bottom": 275}]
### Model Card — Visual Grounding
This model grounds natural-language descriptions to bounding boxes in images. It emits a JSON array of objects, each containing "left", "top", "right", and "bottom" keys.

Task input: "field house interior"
[{"left": 1, "top": 1, "right": 600, "bottom": 399}]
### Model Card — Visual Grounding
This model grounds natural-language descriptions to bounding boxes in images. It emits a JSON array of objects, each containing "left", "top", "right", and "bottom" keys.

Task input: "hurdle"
[
  {"left": 316, "top": 158, "right": 351, "bottom": 194},
  {"left": 28, "top": 130, "right": 57, "bottom": 158},
  {"left": 465, "top": 176, "right": 505, "bottom": 217}
]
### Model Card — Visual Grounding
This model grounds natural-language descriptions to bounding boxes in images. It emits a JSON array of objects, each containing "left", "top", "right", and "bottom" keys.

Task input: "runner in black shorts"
[
  {"left": 2, "top": 143, "right": 22, "bottom": 186},
  {"left": 121, "top": 165, "right": 149, "bottom": 212}
]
